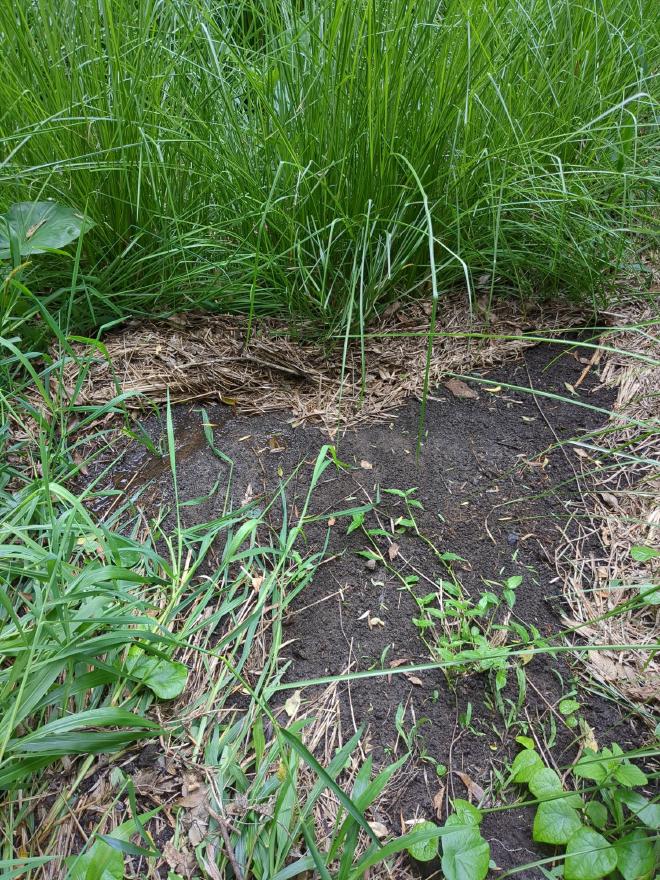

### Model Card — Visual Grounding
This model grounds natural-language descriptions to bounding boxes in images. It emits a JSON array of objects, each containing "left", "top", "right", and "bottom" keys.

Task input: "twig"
[{"left": 208, "top": 806, "right": 244, "bottom": 880}]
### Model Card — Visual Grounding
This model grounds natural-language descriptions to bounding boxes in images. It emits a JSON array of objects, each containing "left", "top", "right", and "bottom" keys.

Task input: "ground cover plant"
[
  {"left": 0, "top": 0, "right": 658, "bottom": 877},
  {"left": 0, "top": 0, "right": 658, "bottom": 332},
  {"left": 3, "top": 291, "right": 657, "bottom": 877}
]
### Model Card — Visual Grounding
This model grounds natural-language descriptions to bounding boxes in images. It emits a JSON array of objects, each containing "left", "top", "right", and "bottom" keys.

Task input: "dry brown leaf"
[
  {"left": 432, "top": 786, "right": 446, "bottom": 820},
  {"left": 360, "top": 459, "right": 373, "bottom": 469},
  {"left": 389, "top": 658, "right": 411, "bottom": 668},
  {"left": 177, "top": 787, "right": 207, "bottom": 810},
  {"left": 368, "top": 615, "right": 386, "bottom": 629},
  {"left": 580, "top": 723, "right": 599, "bottom": 752},
  {"left": 251, "top": 575, "right": 264, "bottom": 592},
  {"left": 405, "top": 674, "right": 423, "bottom": 687},
  {"left": 598, "top": 492, "right": 619, "bottom": 509},
  {"left": 388, "top": 542, "right": 400, "bottom": 561},
  {"left": 163, "top": 840, "right": 196, "bottom": 879},
  {"left": 444, "top": 378, "right": 478, "bottom": 399},
  {"left": 626, "top": 685, "right": 660, "bottom": 704},
  {"left": 188, "top": 821, "right": 206, "bottom": 847},
  {"left": 284, "top": 690, "right": 302, "bottom": 719},
  {"left": 368, "top": 821, "right": 389, "bottom": 839},
  {"left": 456, "top": 771, "right": 485, "bottom": 802}
]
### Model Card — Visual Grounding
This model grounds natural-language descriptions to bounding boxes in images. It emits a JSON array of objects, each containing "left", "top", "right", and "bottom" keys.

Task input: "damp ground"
[{"left": 87, "top": 342, "right": 648, "bottom": 877}]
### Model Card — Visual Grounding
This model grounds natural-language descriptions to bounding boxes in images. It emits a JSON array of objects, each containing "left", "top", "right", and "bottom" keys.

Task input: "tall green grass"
[{"left": 0, "top": 0, "right": 657, "bottom": 333}]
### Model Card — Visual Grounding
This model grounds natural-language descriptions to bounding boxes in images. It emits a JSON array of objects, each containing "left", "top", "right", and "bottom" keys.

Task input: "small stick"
[{"left": 208, "top": 807, "right": 244, "bottom": 880}]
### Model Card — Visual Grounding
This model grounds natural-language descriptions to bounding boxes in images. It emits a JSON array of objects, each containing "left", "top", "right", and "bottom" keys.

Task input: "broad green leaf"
[
  {"left": 559, "top": 699, "right": 580, "bottom": 716},
  {"left": 528, "top": 768, "right": 563, "bottom": 800},
  {"left": 637, "top": 584, "right": 660, "bottom": 606},
  {"left": 126, "top": 648, "right": 188, "bottom": 700},
  {"left": 407, "top": 822, "right": 440, "bottom": 861},
  {"left": 511, "top": 749, "right": 544, "bottom": 783},
  {"left": 533, "top": 800, "right": 582, "bottom": 845},
  {"left": 441, "top": 828, "right": 490, "bottom": 880},
  {"left": 584, "top": 801, "right": 608, "bottom": 830},
  {"left": 630, "top": 546, "right": 659, "bottom": 563},
  {"left": 614, "top": 762, "right": 648, "bottom": 788},
  {"left": 617, "top": 791, "right": 660, "bottom": 830},
  {"left": 451, "top": 799, "right": 483, "bottom": 826},
  {"left": 614, "top": 830, "right": 655, "bottom": 880},
  {"left": 0, "top": 201, "right": 95, "bottom": 258},
  {"left": 564, "top": 828, "right": 617, "bottom": 880},
  {"left": 516, "top": 735, "right": 535, "bottom": 750},
  {"left": 573, "top": 750, "right": 608, "bottom": 783}
]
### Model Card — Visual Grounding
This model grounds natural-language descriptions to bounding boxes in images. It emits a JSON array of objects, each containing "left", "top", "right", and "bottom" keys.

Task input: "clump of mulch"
[
  {"left": 56, "top": 293, "right": 591, "bottom": 434},
  {"left": 557, "top": 299, "right": 659, "bottom": 712}
]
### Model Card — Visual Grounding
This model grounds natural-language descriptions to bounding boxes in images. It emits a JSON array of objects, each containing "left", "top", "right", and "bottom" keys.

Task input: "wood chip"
[{"left": 443, "top": 378, "right": 478, "bottom": 399}]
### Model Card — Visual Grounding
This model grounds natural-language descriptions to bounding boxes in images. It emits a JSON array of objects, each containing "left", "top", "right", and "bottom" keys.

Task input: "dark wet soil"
[{"left": 88, "top": 343, "right": 647, "bottom": 877}]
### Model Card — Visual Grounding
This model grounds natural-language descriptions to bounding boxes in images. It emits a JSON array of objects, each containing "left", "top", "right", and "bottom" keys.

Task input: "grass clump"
[{"left": 0, "top": 0, "right": 658, "bottom": 333}]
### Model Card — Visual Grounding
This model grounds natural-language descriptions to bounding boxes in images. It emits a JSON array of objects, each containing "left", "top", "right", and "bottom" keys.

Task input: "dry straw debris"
[
  {"left": 557, "top": 301, "right": 659, "bottom": 712},
  {"left": 58, "top": 294, "right": 587, "bottom": 435}
]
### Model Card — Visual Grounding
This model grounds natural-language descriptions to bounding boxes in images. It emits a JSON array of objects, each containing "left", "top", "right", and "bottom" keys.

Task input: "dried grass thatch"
[
  {"left": 57, "top": 293, "right": 589, "bottom": 434},
  {"left": 557, "top": 300, "right": 659, "bottom": 712}
]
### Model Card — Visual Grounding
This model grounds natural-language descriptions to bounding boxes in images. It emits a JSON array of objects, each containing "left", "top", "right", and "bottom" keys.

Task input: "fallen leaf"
[
  {"left": 484, "top": 385, "right": 502, "bottom": 393},
  {"left": 360, "top": 459, "right": 373, "bottom": 470},
  {"left": 389, "top": 658, "right": 411, "bottom": 668},
  {"left": 365, "top": 558, "right": 377, "bottom": 571},
  {"left": 368, "top": 821, "right": 389, "bottom": 839},
  {"left": 368, "top": 615, "right": 386, "bottom": 629},
  {"left": 164, "top": 840, "right": 196, "bottom": 879},
  {"left": 251, "top": 575, "right": 264, "bottom": 592},
  {"left": 177, "top": 787, "right": 208, "bottom": 810},
  {"left": 405, "top": 675, "right": 423, "bottom": 687},
  {"left": 580, "top": 723, "right": 599, "bottom": 752},
  {"left": 564, "top": 382, "right": 577, "bottom": 395},
  {"left": 284, "top": 690, "right": 302, "bottom": 719},
  {"left": 598, "top": 492, "right": 619, "bottom": 509},
  {"left": 188, "top": 821, "right": 206, "bottom": 847},
  {"left": 388, "top": 542, "right": 400, "bottom": 561},
  {"left": 444, "top": 378, "right": 478, "bottom": 399},
  {"left": 456, "top": 771, "right": 485, "bottom": 801},
  {"left": 527, "top": 456, "right": 549, "bottom": 469},
  {"left": 328, "top": 517, "right": 336, "bottom": 526},
  {"left": 432, "top": 786, "right": 446, "bottom": 820}
]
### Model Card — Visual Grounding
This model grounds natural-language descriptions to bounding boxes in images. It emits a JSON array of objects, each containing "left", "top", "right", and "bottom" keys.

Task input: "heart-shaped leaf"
[
  {"left": 614, "top": 830, "right": 655, "bottom": 880},
  {"left": 441, "top": 824, "right": 490, "bottom": 880},
  {"left": 564, "top": 828, "right": 617, "bottom": 880},
  {"left": 533, "top": 799, "right": 582, "bottom": 845},
  {"left": 0, "top": 201, "right": 95, "bottom": 258},
  {"left": 406, "top": 821, "right": 440, "bottom": 861},
  {"left": 528, "top": 767, "right": 563, "bottom": 799},
  {"left": 126, "top": 647, "right": 188, "bottom": 700},
  {"left": 511, "top": 748, "right": 544, "bottom": 783}
]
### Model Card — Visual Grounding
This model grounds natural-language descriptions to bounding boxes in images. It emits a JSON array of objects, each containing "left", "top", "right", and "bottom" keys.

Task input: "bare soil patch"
[{"left": 85, "top": 340, "right": 655, "bottom": 877}]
